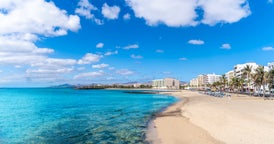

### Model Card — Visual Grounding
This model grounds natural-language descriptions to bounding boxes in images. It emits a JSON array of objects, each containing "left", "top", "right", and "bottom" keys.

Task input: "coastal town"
[{"left": 76, "top": 62, "right": 274, "bottom": 98}]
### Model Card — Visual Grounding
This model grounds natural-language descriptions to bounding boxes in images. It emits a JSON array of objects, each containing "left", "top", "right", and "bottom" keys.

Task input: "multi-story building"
[
  {"left": 152, "top": 78, "right": 180, "bottom": 89},
  {"left": 234, "top": 62, "right": 259, "bottom": 78},
  {"left": 190, "top": 78, "right": 198, "bottom": 88},
  {"left": 189, "top": 73, "right": 221, "bottom": 89},
  {"left": 268, "top": 62, "right": 274, "bottom": 70},
  {"left": 234, "top": 62, "right": 259, "bottom": 92},
  {"left": 206, "top": 73, "right": 221, "bottom": 84},
  {"left": 225, "top": 70, "right": 234, "bottom": 83}
]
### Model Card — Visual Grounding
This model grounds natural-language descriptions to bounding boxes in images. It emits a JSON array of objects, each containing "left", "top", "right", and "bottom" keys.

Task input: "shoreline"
[
  {"left": 146, "top": 90, "right": 222, "bottom": 144},
  {"left": 148, "top": 90, "right": 274, "bottom": 144}
]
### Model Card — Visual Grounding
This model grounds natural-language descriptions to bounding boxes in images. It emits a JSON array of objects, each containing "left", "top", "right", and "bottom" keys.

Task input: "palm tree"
[
  {"left": 267, "top": 68, "right": 274, "bottom": 97},
  {"left": 230, "top": 77, "right": 244, "bottom": 96},
  {"left": 243, "top": 65, "right": 252, "bottom": 95},
  {"left": 253, "top": 66, "right": 268, "bottom": 98},
  {"left": 220, "top": 74, "right": 227, "bottom": 92}
]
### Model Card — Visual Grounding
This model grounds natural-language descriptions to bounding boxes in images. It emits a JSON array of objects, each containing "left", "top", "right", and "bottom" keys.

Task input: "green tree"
[
  {"left": 253, "top": 66, "right": 268, "bottom": 98},
  {"left": 220, "top": 74, "right": 227, "bottom": 92},
  {"left": 243, "top": 65, "right": 253, "bottom": 95},
  {"left": 267, "top": 68, "right": 274, "bottom": 97}
]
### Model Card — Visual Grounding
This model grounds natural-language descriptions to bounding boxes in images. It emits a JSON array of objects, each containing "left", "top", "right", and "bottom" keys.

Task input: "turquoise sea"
[{"left": 0, "top": 88, "right": 177, "bottom": 144}]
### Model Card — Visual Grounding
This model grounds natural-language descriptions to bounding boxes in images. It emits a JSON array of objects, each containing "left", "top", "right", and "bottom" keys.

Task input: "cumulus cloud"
[
  {"left": 26, "top": 68, "right": 74, "bottom": 74},
  {"left": 131, "top": 54, "right": 143, "bottom": 59},
  {"left": 78, "top": 53, "right": 102, "bottom": 64},
  {"left": 73, "top": 71, "right": 104, "bottom": 79},
  {"left": 156, "top": 49, "right": 164, "bottom": 53},
  {"left": 75, "top": 0, "right": 104, "bottom": 25},
  {"left": 102, "top": 3, "right": 120, "bottom": 19},
  {"left": 31, "top": 58, "right": 76, "bottom": 68},
  {"left": 123, "top": 13, "right": 131, "bottom": 20},
  {"left": 123, "top": 44, "right": 139, "bottom": 50},
  {"left": 179, "top": 58, "right": 187, "bottom": 61},
  {"left": 104, "top": 50, "right": 118, "bottom": 56},
  {"left": 0, "top": 0, "right": 82, "bottom": 84},
  {"left": 220, "top": 43, "right": 231, "bottom": 49},
  {"left": 126, "top": 0, "right": 198, "bottom": 27},
  {"left": 0, "top": 0, "right": 80, "bottom": 36},
  {"left": 75, "top": 0, "right": 97, "bottom": 19},
  {"left": 188, "top": 40, "right": 205, "bottom": 45},
  {"left": 116, "top": 69, "right": 134, "bottom": 75},
  {"left": 96, "top": 42, "right": 104, "bottom": 48},
  {"left": 199, "top": 0, "right": 251, "bottom": 25},
  {"left": 126, "top": 0, "right": 251, "bottom": 27},
  {"left": 26, "top": 58, "right": 76, "bottom": 77},
  {"left": 92, "top": 63, "right": 109, "bottom": 69},
  {"left": 262, "top": 46, "right": 274, "bottom": 51}
]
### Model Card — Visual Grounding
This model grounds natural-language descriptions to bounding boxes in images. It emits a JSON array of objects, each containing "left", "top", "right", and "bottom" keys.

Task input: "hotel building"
[
  {"left": 152, "top": 78, "right": 180, "bottom": 89},
  {"left": 225, "top": 70, "right": 234, "bottom": 83}
]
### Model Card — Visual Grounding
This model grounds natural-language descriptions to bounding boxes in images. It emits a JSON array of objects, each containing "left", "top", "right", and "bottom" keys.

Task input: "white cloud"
[
  {"left": 116, "top": 69, "right": 134, "bottom": 75},
  {"left": 268, "top": 0, "right": 273, "bottom": 4},
  {"left": 26, "top": 58, "right": 76, "bottom": 80},
  {"left": 124, "top": 44, "right": 139, "bottom": 50},
  {"left": 262, "top": 46, "right": 274, "bottom": 51},
  {"left": 126, "top": 0, "right": 198, "bottom": 27},
  {"left": 220, "top": 43, "right": 231, "bottom": 49},
  {"left": 75, "top": 0, "right": 97, "bottom": 19},
  {"left": 199, "top": 0, "right": 251, "bottom": 25},
  {"left": 78, "top": 53, "right": 102, "bottom": 64},
  {"left": 77, "top": 67, "right": 86, "bottom": 71},
  {"left": 126, "top": 0, "right": 251, "bottom": 27},
  {"left": 0, "top": 0, "right": 80, "bottom": 69},
  {"left": 123, "top": 13, "right": 131, "bottom": 20},
  {"left": 0, "top": 0, "right": 80, "bottom": 36},
  {"left": 96, "top": 42, "right": 104, "bottom": 48},
  {"left": 108, "top": 67, "right": 115, "bottom": 70},
  {"left": 102, "top": 3, "right": 120, "bottom": 20},
  {"left": 131, "top": 54, "right": 143, "bottom": 59},
  {"left": 188, "top": 40, "right": 205, "bottom": 45},
  {"left": 73, "top": 71, "right": 104, "bottom": 79},
  {"left": 104, "top": 50, "right": 118, "bottom": 56},
  {"left": 0, "top": 35, "right": 50, "bottom": 65},
  {"left": 92, "top": 63, "right": 109, "bottom": 69},
  {"left": 179, "top": 58, "right": 187, "bottom": 61},
  {"left": 31, "top": 58, "right": 76, "bottom": 68},
  {"left": 156, "top": 49, "right": 164, "bottom": 53},
  {"left": 26, "top": 67, "right": 74, "bottom": 74}
]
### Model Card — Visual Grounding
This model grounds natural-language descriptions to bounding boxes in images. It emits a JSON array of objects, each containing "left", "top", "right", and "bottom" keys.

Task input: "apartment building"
[{"left": 152, "top": 78, "right": 180, "bottom": 89}]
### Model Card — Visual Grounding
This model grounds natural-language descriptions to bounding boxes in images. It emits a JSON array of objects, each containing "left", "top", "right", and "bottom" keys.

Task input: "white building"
[
  {"left": 189, "top": 73, "right": 221, "bottom": 89},
  {"left": 206, "top": 73, "right": 221, "bottom": 84},
  {"left": 225, "top": 70, "right": 234, "bottom": 83},
  {"left": 268, "top": 62, "right": 274, "bottom": 70},
  {"left": 234, "top": 62, "right": 259, "bottom": 78},
  {"left": 190, "top": 78, "right": 198, "bottom": 88},
  {"left": 152, "top": 78, "right": 180, "bottom": 89}
]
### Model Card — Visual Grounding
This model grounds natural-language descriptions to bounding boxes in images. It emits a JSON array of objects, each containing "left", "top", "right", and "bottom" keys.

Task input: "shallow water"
[{"left": 0, "top": 88, "right": 177, "bottom": 144}]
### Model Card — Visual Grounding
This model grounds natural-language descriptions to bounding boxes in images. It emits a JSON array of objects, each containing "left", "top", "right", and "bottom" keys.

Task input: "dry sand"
[{"left": 148, "top": 90, "right": 274, "bottom": 144}]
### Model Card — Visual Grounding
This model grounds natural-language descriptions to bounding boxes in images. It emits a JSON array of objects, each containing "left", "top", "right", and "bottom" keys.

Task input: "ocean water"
[{"left": 0, "top": 88, "right": 177, "bottom": 144}]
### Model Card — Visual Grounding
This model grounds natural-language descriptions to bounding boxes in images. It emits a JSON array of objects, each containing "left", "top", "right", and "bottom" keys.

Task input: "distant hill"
[{"left": 49, "top": 84, "right": 74, "bottom": 88}]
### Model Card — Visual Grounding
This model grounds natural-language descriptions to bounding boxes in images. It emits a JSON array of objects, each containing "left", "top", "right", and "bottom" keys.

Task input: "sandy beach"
[{"left": 148, "top": 90, "right": 274, "bottom": 144}]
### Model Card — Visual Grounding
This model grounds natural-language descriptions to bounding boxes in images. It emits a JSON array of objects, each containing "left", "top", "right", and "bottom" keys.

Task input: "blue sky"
[{"left": 0, "top": 0, "right": 274, "bottom": 87}]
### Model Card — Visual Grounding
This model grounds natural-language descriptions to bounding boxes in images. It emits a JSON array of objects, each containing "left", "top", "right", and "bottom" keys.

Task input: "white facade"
[
  {"left": 190, "top": 78, "right": 198, "bottom": 87},
  {"left": 268, "top": 62, "right": 274, "bottom": 70},
  {"left": 152, "top": 78, "right": 180, "bottom": 89},
  {"left": 225, "top": 70, "right": 234, "bottom": 82},
  {"left": 206, "top": 73, "right": 221, "bottom": 84},
  {"left": 234, "top": 62, "right": 259, "bottom": 78}
]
